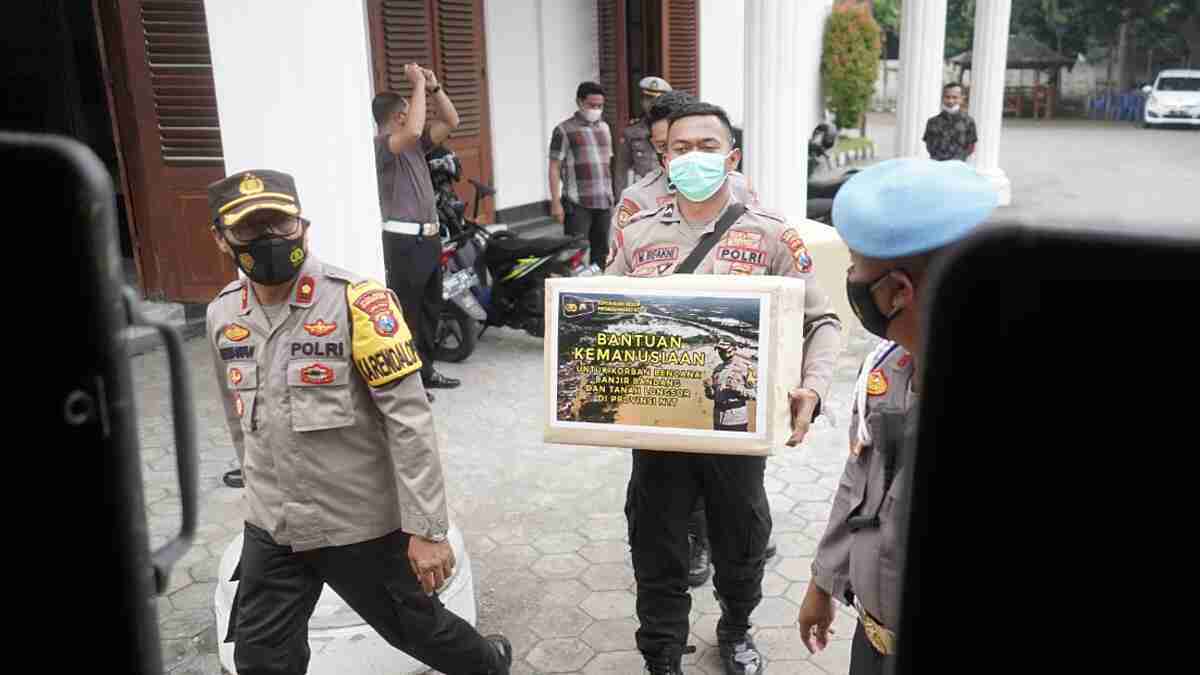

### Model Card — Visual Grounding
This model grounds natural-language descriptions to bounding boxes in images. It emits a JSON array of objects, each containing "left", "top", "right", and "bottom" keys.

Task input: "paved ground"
[
  {"left": 134, "top": 317, "right": 877, "bottom": 675},
  {"left": 855, "top": 112, "right": 1199, "bottom": 232},
  {"left": 136, "top": 114, "right": 1196, "bottom": 674}
]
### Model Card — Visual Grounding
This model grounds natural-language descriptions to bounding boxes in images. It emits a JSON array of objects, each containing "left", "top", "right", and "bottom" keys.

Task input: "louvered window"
[
  {"left": 379, "top": 0, "right": 435, "bottom": 100},
  {"left": 140, "top": 0, "right": 222, "bottom": 165},
  {"left": 436, "top": 0, "right": 481, "bottom": 135},
  {"left": 598, "top": 0, "right": 623, "bottom": 133},
  {"left": 664, "top": 0, "right": 699, "bottom": 97}
]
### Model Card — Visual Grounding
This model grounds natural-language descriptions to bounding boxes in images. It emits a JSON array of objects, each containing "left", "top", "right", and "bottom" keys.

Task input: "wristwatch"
[{"left": 424, "top": 531, "right": 448, "bottom": 543}]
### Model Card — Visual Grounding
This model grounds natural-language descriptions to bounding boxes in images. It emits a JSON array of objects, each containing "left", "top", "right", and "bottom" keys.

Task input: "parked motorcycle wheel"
[{"left": 434, "top": 303, "right": 478, "bottom": 363}]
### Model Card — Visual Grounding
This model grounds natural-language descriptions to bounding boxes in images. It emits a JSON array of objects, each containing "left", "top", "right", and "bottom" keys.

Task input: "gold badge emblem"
[
  {"left": 290, "top": 248, "right": 305, "bottom": 265},
  {"left": 238, "top": 253, "right": 255, "bottom": 271},
  {"left": 866, "top": 368, "right": 888, "bottom": 396},
  {"left": 239, "top": 173, "right": 265, "bottom": 195}
]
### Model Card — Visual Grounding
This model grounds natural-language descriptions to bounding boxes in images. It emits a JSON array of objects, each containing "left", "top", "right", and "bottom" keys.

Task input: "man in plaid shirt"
[{"left": 549, "top": 81, "right": 615, "bottom": 268}]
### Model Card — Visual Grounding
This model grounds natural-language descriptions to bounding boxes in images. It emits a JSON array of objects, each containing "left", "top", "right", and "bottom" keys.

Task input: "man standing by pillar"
[
  {"left": 922, "top": 83, "right": 978, "bottom": 161},
  {"left": 549, "top": 81, "right": 615, "bottom": 268},
  {"left": 373, "top": 63, "right": 462, "bottom": 397}
]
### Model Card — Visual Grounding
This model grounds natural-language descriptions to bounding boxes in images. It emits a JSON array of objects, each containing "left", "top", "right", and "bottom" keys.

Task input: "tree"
[
  {"left": 873, "top": 0, "right": 900, "bottom": 111},
  {"left": 822, "top": 1, "right": 883, "bottom": 133},
  {"left": 945, "top": 0, "right": 976, "bottom": 59}
]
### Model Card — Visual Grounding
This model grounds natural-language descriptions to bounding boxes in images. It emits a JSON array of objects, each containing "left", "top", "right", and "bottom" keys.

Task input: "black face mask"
[
  {"left": 846, "top": 271, "right": 905, "bottom": 339},
  {"left": 230, "top": 235, "right": 307, "bottom": 286}
]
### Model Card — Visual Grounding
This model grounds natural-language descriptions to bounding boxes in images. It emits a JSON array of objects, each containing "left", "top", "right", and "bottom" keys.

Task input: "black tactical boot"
[
  {"left": 718, "top": 633, "right": 765, "bottom": 675},
  {"left": 688, "top": 533, "right": 712, "bottom": 587}
]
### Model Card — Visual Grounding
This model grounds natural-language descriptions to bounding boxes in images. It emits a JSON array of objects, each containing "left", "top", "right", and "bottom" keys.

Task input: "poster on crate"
[{"left": 550, "top": 289, "right": 770, "bottom": 438}]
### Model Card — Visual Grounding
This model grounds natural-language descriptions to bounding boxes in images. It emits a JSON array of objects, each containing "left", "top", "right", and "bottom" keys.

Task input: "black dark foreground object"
[
  {"left": 4, "top": 132, "right": 199, "bottom": 672},
  {"left": 891, "top": 223, "right": 1200, "bottom": 674}
]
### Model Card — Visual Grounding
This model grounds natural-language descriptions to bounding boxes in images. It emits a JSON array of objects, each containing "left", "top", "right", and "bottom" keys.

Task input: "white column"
[
  {"left": 967, "top": 0, "right": 1013, "bottom": 205},
  {"left": 744, "top": 0, "right": 857, "bottom": 335},
  {"left": 894, "top": 0, "right": 947, "bottom": 159},
  {"left": 204, "top": 0, "right": 385, "bottom": 280},
  {"left": 743, "top": 0, "right": 812, "bottom": 219}
]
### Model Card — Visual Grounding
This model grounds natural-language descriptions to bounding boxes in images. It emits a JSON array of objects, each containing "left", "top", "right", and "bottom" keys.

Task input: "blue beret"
[{"left": 832, "top": 158, "right": 998, "bottom": 258}]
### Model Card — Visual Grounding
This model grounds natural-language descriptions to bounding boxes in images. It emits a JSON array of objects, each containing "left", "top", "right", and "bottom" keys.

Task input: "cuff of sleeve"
[
  {"left": 801, "top": 375, "right": 832, "bottom": 406},
  {"left": 400, "top": 510, "right": 449, "bottom": 540},
  {"left": 811, "top": 562, "right": 850, "bottom": 606}
]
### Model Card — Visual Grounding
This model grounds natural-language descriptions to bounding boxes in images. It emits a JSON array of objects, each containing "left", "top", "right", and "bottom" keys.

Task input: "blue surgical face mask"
[{"left": 668, "top": 151, "right": 731, "bottom": 202}]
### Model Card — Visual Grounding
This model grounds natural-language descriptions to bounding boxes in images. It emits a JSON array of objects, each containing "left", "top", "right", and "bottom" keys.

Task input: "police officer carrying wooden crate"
[{"left": 607, "top": 102, "right": 844, "bottom": 675}]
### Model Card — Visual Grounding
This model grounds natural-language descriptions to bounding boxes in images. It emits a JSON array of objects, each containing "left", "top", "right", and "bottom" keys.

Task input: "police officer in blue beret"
[{"left": 797, "top": 158, "right": 998, "bottom": 675}]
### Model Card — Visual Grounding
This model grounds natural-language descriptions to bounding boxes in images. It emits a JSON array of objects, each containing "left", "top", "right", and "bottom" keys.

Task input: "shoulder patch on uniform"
[
  {"left": 347, "top": 281, "right": 422, "bottom": 388},
  {"left": 616, "top": 197, "right": 640, "bottom": 229},
  {"left": 780, "top": 228, "right": 814, "bottom": 274}
]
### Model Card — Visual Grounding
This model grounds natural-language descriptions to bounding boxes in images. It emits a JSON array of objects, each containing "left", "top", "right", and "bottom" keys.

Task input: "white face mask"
[
  {"left": 943, "top": 105, "right": 961, "bottom": 114},
  {"left": 581, "top": 108, "right": 603, "bottom": 123}
]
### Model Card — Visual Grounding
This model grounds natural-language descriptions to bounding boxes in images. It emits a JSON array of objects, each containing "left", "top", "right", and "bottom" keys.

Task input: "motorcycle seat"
[
  {"left": 807, "top": 198, "right": 834, "bottom": 222},
  {"left": 486, "top": 232, "right": 584, "bottom": 264}
]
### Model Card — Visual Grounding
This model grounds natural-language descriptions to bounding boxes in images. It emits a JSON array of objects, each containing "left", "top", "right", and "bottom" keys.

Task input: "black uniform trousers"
[
  {"left": 688, "top": 422, "right": 750, "bottom": 551},
  {"left": 850, "top": 621, "right": 891, "bottom": 675},
  {"left": 226, "top": 523, "right": 506, "bottom": 675},
  {"left": 562, "top": 199, "right": 612, "bottom": 268},
  {"left": 626, "top": 449, "right": 771, "bottom": 657},
  {"left": 382, "top": 231, "right": 442, "bottom": 379}
]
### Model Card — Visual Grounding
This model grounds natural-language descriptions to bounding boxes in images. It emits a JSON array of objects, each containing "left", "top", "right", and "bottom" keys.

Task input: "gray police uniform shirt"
[
  {"left": 610, "top": 168, "right": 758, "bottom": 245},
  {"left": 706, "top": 354, "right": 756, "bottom": 427},
  {"left": 375, "top": 129, "right": 437, "bottom": 224},
  {"left": 207, "top": 255, "right": 448, "bottom": 551},
  {"left": 812, "top": 344, "right": 917, "bottom": 629},
  {"left": 619, "top": 120, "right": 658, "bottom": 188},
  {"left": 605, "top": 195, "right": 843, "bottom": 404}
]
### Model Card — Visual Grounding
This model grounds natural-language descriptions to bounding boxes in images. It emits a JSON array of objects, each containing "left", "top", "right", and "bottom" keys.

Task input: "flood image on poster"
[{"left": 552, "top": 291, "right": 768, "bottom": 435}]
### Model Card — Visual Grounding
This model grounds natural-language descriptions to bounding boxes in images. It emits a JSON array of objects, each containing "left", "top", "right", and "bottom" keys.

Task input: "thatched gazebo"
[{"left": 950, "top": 35, "right": 1077, "bottom": 118}]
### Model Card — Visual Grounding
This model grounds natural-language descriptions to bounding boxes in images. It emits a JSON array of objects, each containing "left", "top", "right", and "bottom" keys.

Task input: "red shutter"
[
  {"left": 142, "top": 0, "right": 223, "bottom": 165},
  {"left": 663, "top": 0, "right": 699, "bottom": 97},
  {"left": 103, "top": 0, "right": 233, "bottom": 301},
  {"left": 597, "top": 0, "right": 628, "bottom": 198},
  {"left": 436, "top": 0, "right": 481, "bottom": 135},
  {"left": 376, "top": 0, "right": 435, "bottom": 102},
  {"left": 368, "top": 0, "right": 495, "bottom": 222}
]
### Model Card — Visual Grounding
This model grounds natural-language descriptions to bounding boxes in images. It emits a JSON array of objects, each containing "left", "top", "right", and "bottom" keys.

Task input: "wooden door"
[
  {"left": 101, "top": 0, "right": 233, "bottom": 302},
  {"left": 598, "top": 0, "right": 629, "bottom": 198},
  {"left": 368, "top": 0, "right": 496, "bottom": 223}
]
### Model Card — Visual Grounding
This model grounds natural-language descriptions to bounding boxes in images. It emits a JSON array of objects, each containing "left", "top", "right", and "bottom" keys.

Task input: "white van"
[{"left": 1141, "top": 69, "right": 1200, "bottom": 128}]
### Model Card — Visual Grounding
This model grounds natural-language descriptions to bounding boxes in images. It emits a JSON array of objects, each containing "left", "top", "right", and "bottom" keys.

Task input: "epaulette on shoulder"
[
  {"left": 216, "top": 278, "right": 243, "bottom": 298},
  {"left": 745, "top": 205, "right": 788, "bottom": 225},
  {"left": 627, "top": 204, "right": 669, "bottom": 227},
  {"left": 323, "top": 263, "right": 366, "bottom": 286}
]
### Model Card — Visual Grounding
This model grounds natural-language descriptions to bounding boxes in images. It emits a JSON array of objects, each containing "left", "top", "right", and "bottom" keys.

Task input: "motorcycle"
[
  {"left": 428, "top": 148, "right": 597, "bottom": 362},
  {"left": 805, "top": 122, "right": 860, "bottom": 225}
]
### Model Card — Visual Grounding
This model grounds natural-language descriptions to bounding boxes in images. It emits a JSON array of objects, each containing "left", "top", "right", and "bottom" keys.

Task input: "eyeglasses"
[{"left": 220, "top": 216, "right": 302, "bottom": 244}]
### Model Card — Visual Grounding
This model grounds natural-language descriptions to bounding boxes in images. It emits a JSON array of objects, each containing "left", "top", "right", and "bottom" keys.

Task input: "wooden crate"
[{"left": 543, "top": 275, "right": 808, "bottom": 456}]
